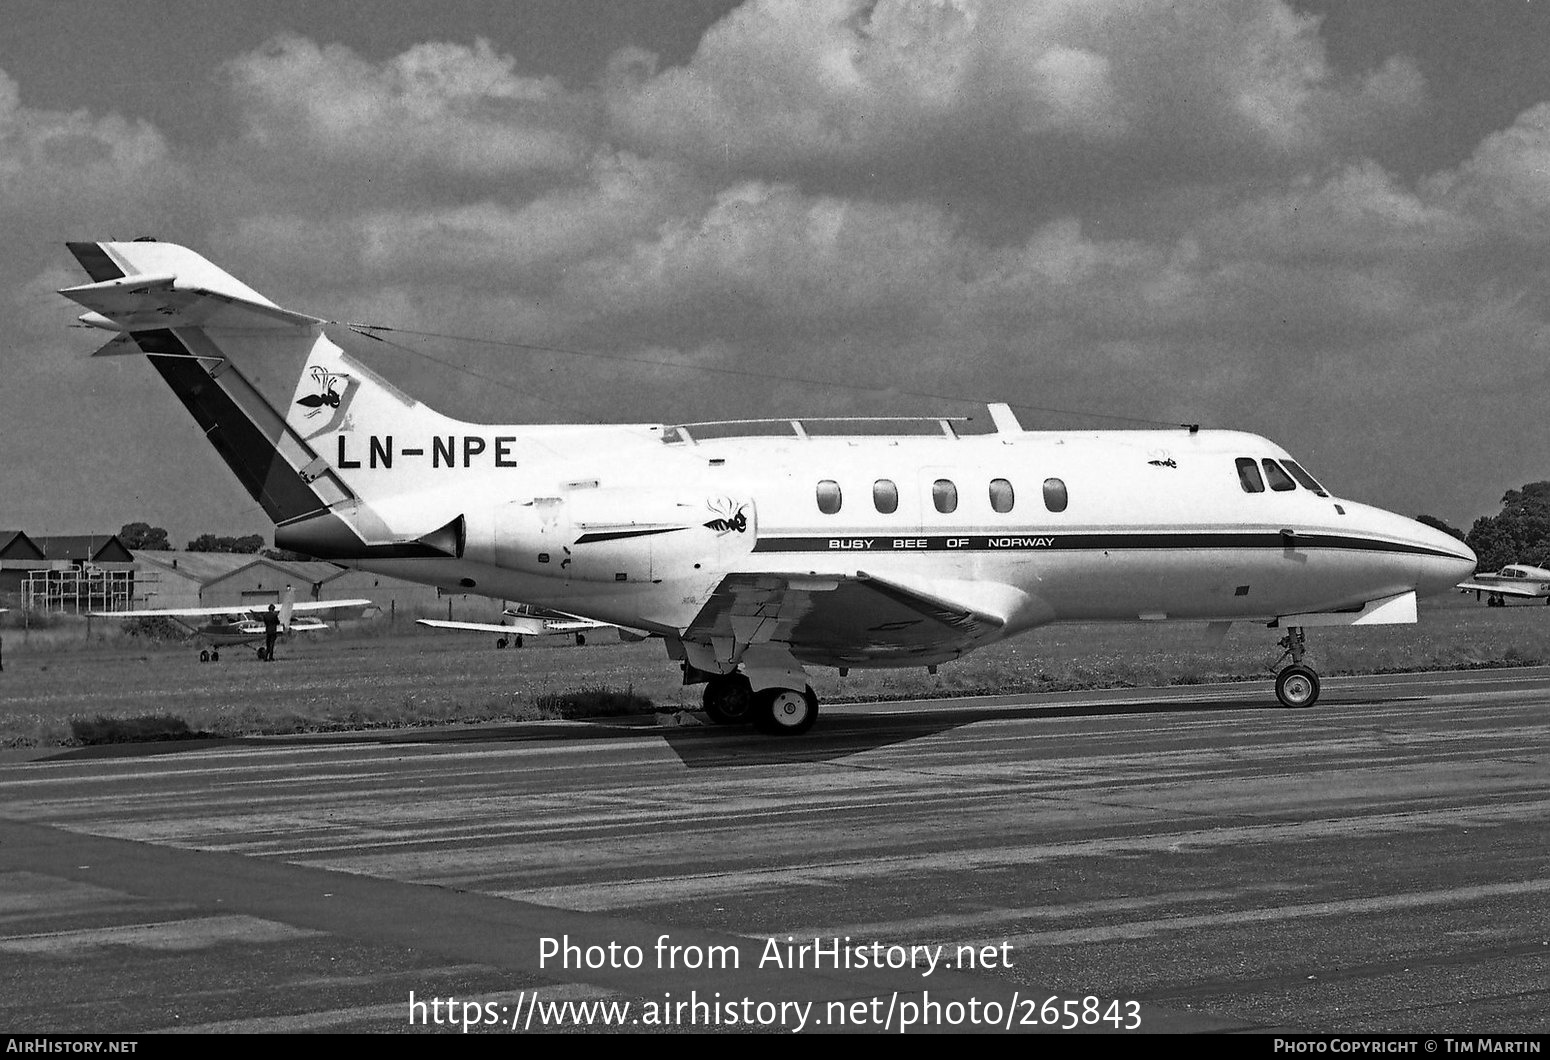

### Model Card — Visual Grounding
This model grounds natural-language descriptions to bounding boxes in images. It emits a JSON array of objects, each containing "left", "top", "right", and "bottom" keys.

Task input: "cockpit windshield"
[{"left": 1280, "top": 459, "right": 1329, "bottom": 497}]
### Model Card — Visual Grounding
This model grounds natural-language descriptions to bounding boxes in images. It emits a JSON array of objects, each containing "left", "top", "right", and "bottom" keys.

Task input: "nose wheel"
[
  {"left": 1275, "top": 664, "right": 1320, "bottom": 708},
  {"left": 1273, "top": 626, "right": 1321, "bottom": 708}
]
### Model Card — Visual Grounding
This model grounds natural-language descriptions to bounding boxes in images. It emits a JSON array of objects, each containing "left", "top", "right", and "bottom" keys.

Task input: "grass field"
[{"left": 1, "top": 591, "right": 1546, "bottom": 747}]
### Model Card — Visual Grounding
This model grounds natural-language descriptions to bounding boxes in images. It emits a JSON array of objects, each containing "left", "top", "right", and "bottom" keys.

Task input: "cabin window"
[
  {"left": 1262, "top": 459, "right": 1296, "bottom": 492},
  {"left": 989, "top": 478, "right": 1015, "bottom": 513},
  {"left": 1043, "top": 477, "right": 1068, "bottom": 513},
  {"left": 1236, "top": 458, "right": 1264, "bottom": 493},
  {"left": 873, "top": 479, "right": 899, "bottom": 514},
  {"left": 1281, "top": 459, "right": 1329, "bottom": 496},
  {"left": 816, "top": 480, "right": 842, "bottom": 514},
  {"left": 932, "top": 479, "right": 958, "bottom": 514}
]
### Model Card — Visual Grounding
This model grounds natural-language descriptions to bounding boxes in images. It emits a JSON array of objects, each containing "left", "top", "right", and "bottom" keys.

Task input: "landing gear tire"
[
  {"left": 702, "top": 673, "right": 755, "bottom": 725},
  {"left": 210, "top": 649, "right": 219, "bottom": 662},
  {"left": 199, "top": 650, "right": 210, "bottom": 663},
  {"left": 496, "top": 637, "right": 509, "bottom": 649},
  {"left": 514, "top": 635, "right": 524, "bottom": 649},
  {"left": 1275, "top": 665, "right": 1320, "bottom": 708},
  {"left": 575, "top": 633, "right": 586, "bottom": 647},
  {"left": 752, "top": 686, "right": 819, "bottom": 736}
]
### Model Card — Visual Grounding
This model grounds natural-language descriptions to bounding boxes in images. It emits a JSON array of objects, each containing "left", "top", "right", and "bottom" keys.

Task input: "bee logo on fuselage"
[{"left": 703, "top": 497, "right": 749, "bottom": 534}]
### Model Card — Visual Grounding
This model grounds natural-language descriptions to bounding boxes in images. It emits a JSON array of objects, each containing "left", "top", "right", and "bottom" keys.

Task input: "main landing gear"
[
  {"left": 700, "top": 672, "right": 819, "bottom": 735},
  {"left": 1273, "top": 626, "right": 1320, "bottom": 708},
  {"left": 199, "top": 648, "right": 220, "bottom": 663},
  {"left": 496, "top": 635, "right": 524, "bottom": 648}
]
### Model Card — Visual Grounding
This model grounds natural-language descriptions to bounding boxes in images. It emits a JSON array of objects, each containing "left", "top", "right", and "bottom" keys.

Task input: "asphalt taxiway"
[{"left": 2, "top": 668, "right": 1546, "bottom": 1033}]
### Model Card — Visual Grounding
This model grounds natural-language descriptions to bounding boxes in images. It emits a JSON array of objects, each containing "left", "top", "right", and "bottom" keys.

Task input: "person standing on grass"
[{"left": 262, "top": 604, "right": 280, "bottom": 661}]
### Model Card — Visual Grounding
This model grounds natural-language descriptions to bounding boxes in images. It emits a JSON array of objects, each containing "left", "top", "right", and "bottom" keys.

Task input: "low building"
[
  {"left": 24, "top": 534, "right": 136, "bottom": 612},
  {"left": 0, "top": 531, "right": 49, "bottom": 610}
]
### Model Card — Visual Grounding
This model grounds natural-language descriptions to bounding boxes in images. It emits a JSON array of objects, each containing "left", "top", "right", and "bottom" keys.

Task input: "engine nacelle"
[{"left": 462, "top": 489, "right": 755, "bottom": 583}]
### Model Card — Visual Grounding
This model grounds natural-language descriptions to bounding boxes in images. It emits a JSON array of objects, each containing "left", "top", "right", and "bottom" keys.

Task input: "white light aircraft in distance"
[
  {"left": 61, "top": 240, "right": 1477, "bottom": 733},
  {"left": 1456, "top": 563, "right": 1550, "bottom": 606},
  {"left": 418, "top": 604, "right": 616, "bottom": 647},
  {"left": 90, "top": 586, "right": 373, "bottom": 660}
]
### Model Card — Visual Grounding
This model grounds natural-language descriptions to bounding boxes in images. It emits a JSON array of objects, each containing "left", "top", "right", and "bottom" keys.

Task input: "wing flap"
[{"left": 686, "top": 570, "right": 1004, "bottom": 664}]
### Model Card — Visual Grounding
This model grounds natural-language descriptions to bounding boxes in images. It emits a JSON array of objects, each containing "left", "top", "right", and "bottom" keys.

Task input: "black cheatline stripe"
[
  {"left": 574, "top": 527, "right": 688, "bottom": 544},
  {"left": 139, "top": 329, "right": 327, "bottom": 524},
  {"left": 66, "top": 241, "right": 123, "bottom": 283},
  {"left": 752, "top": 532, "right": 1463, "bottom": 560}
]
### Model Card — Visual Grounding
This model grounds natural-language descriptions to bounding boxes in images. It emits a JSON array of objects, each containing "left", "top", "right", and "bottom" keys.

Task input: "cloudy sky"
[{"left": 4, "top": 0, "right": 1549, "bottom": 545}]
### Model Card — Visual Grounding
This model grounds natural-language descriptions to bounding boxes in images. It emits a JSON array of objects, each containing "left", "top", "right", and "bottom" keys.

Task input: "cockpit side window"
[
  {"left": 1236, "top": 458, "right": 1265, "bottom": 493},
  {"left": 1262, "top": 459, "right": 1296, "bottom": 492},
  {"left": 1281, "top": 459, "right": 1329, "bottom": 497}
]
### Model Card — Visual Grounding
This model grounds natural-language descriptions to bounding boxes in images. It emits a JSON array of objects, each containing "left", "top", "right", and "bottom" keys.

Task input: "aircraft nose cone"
[{"left": 1412, "top": 523, "right": 1476, "bottom": 596}]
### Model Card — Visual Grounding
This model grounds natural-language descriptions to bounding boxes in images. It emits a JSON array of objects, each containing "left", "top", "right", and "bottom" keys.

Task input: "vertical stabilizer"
[{"left": 62, "top": 240, "right": 352, "bottom": 526}]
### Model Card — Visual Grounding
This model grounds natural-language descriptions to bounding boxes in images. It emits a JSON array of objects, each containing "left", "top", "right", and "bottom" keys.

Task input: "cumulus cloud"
[
  {"left": 562, "top": 180, "right": 969, "bottom": 328},
  {"left": 221, "top": 34, "right": 597, "bottom": 181},
  {"left": 0, "top": 68, "right": 178, "bottom": 210},
  {"left": 605, "top": 0, "right": 1423, "bottom": 184},
  {"left": 1427, "top": 102, "right": 1550, "bottom": 240}
]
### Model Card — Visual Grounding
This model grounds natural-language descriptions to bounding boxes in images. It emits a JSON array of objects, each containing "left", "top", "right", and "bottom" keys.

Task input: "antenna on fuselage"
[{"left": 987, "top": 403, "right": 1023, "bottom": 433}]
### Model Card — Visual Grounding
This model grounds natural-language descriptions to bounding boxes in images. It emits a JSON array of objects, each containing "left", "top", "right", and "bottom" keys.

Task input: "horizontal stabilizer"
[
  {"left": 88, "top": 333, "right": 140, "bottom": 357},
  {"left": 60, "top": 274, "right": 325, "bottom": 333}
]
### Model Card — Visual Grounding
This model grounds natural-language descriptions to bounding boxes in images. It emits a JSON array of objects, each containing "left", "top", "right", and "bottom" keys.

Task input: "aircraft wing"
[
  {"left": 418, "top": 619, "right": 546, "bottom": 635},
  {"left": 90, "top": 599, "right": 373, "bottom": 621},
  {"left": 1456, "top": 579, "right": 1548, "bottom": 598},
  {"left": 287, "top": 598, "right": 374, "bottom": 619},
  {"left": 419, "top": 614, "right": 620, "bottom": 636},
  {"left": 92, "top": 605, "right": 259, "bottom": 619},
  {"left": 685, "top": 570, "right": 1005, "bottom": 666}
]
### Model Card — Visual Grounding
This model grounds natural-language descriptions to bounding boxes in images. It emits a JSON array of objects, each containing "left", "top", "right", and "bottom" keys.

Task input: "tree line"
[
  {"left": 117, "top": 522, "right": 308, "bottom": 560},
  {"left": 1419, "top": 480, "right": 1550, "bottom": 573}
]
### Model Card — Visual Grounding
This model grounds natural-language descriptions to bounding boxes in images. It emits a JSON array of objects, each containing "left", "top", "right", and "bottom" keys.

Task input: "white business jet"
[{"left": 60, "top": 240, "right": 1475, "bottom": 733}]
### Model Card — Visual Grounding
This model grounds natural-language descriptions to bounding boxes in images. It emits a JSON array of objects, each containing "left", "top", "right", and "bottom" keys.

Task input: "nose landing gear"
[{"left": 1273, "top": 626, "right": 1320, "bottom": 708}]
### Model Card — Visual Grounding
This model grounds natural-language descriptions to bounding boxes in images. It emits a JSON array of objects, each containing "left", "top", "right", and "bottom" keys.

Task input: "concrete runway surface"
[{"left": 2, "top": 668, "right": 1546, "bottom": 1034}]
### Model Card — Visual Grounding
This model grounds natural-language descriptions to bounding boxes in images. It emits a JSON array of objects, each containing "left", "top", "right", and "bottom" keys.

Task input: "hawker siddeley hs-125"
[{"left": 60, "top": 240, "right": 1475, "bottom": 734}]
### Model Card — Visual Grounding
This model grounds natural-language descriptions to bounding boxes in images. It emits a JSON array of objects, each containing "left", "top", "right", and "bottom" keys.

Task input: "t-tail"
[{"left": 59, "top": 240, "right": 494, "bottom": 561}]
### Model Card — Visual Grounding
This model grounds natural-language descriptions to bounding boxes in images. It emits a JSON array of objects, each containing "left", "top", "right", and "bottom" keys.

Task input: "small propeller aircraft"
[
  {"left": 417, "top": 603, "right": 618, "bottom": 648},
  {"left": 1457, "top": 563, "right": 1550, "bottom": 606},
  {"left": 91, "top": 586, "right": 373, "bottom": 660}
]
